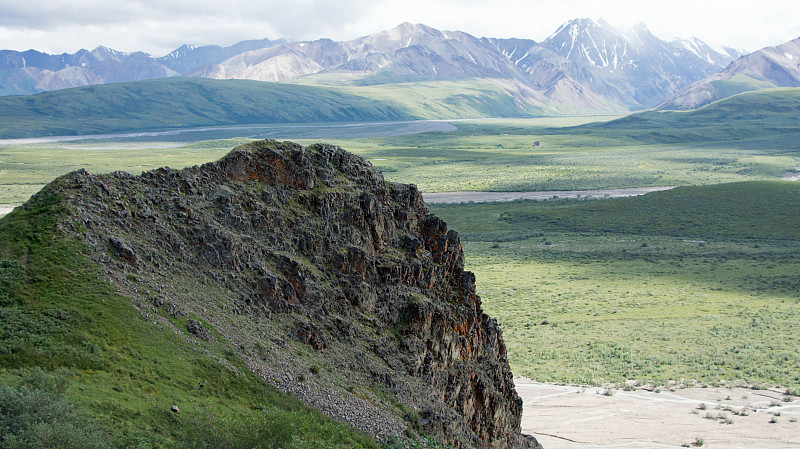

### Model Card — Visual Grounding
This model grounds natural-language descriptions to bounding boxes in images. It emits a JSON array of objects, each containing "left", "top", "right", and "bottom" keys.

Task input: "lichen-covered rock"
[{"left": 37, "top": 140, "right": 540, "bottom": 449}]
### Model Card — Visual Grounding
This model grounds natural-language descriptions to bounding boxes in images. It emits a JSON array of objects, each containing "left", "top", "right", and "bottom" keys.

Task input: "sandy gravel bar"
[
  {"left": 0, "top": 205, "right": 16, "bottom": 217},
  {"left": 517, "top": 380, "right": 800, "bottom": 449},
  {"left": 422, "top": 186, "right": 677, "bottom": 204}
]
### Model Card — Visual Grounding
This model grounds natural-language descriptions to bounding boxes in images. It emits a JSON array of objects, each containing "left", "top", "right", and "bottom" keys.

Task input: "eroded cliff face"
[{"left": 44, "top": 140, "right": 540, "bottom": 449}]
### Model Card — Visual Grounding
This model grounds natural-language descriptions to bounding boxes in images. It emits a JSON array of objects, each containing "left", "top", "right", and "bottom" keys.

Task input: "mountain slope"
[
  {"left": 191, "top": 23, "right": 528, "bottom": 84},
  {"left": 0, "top": 77, "right": 413, "bottom": 139},
  {"left": 659, "top": 37, "right": 800, "bottom": 110},
  {"left": 0, "top": 140, "right": 541, "bottom": 449},
  {"left": 480, "top": 37, "right": 623, "bottom": 112},
  {"left": 156, "top": 38, "right": 288, "bottom": 75}
]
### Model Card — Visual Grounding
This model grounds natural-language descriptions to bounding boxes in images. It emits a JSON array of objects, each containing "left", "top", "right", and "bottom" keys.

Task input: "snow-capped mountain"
[
  {"left": 540, "top": 18, "right": 742, "bottom": 107},
  {"left": 188, "top": 23, "right": 619, "bottom": 112},
  {"left": 671, "top": 37, "right": 742, "bottom": 67},
  {"left": 659, "top": 37, "right": 800, "bottom": 110}
]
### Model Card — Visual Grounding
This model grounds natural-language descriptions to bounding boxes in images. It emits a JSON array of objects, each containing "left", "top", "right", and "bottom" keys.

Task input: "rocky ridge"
[{"left": 41, "top": 140, "right": 540, "bottom": 449}]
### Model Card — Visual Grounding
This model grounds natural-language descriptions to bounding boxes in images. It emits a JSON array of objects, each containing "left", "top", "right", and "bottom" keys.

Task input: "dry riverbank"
[
  {"left": 0, "top": 205, "right": 15, "bottom": 217},
  {"left": 422, "top": 186, "right": 676, "bottom": 204},
  {"left": 517, "top": 380, "right": 800, "bottom": 449}
]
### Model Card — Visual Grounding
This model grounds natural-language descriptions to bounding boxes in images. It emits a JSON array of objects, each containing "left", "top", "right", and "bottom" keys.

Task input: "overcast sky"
[{"left": 1, "top": 0, "right": 798, "bottom": 56}]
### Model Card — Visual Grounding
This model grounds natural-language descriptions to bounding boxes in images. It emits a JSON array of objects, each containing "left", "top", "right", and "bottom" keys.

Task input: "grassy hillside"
[
  {"left": 0, "top": 75, "right": 620, "bottom": 140},
  {"left": 657, "top": 74, "right": 779, "bottom": 111},
  {"left": 501, "top": 181, "right": 800, "bottom": 240},
  {"left": 0, "top": 78, "right": 415, "bottom": 139},
  {"left": 337, "top": 79, "right": 546, "bottom": 119},
  {"left": 709, "top": 74, "right": 778, "bottom": 100},
  {"left": 0, "top": 189, "right": 392, "bottom": 448},
  {"left": 430, "top": 181, "right": 800, "bottom": 388},
  {"left": 585, "top": 88, "right": 800, "bottom": 143},
  {"left": 292, "top": 76, "right": 628, "bottom": 118}
]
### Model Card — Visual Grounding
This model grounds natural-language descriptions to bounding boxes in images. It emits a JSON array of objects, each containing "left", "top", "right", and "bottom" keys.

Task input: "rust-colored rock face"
[{"left": 46, "top": 140, "right": 540, "bottom": 449}]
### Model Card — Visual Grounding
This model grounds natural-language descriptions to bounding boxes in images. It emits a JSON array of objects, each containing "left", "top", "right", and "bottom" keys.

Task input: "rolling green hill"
[
  {"left": 338, "top": 79, "right": 549, "bottom": 119},
  {"left": 708, "top": 74, "right": 778, "bottom": 100},
  {"left": 0, "top": 75, "right": 630, "bottom": 141},
  {"left": 500, "top": 181, "right": 800, "bottom": 240},
  {"left": 580, "top": 88, "right": 800, "bottom": 143},
  {"left": 292, "top": 77, "right": 627, "bottom": 117},
  {"left": 0, "top": 78, "right": 415, "bottom": 139}
]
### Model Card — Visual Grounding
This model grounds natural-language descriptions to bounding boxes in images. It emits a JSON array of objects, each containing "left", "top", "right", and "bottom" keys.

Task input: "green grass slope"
[
  {"left": 430, "top": 181, "right": 800, "bottom": 387},
  {"left": 292, "top": 76, "right": 628, "bottom": 118},
  {"left": 0, "top": 78, "right": 415, "bottom": 139},
  {"left": 501, "top": 181, "right": 800, "bottom": 240},
  {"left": 0, "top": 189, "right": 387, "bottom": 448},
  {"left": 657, "top": 74, "right": 780, "bottom": 111},
  {"left": 709, "top": 74, "right": 778, "bottom": 100},
  {"left": 583, "top": 88, "right": 800, "bottom": 144},
  {"left": 338, "top": 79, "right": 545, "bottom": 119}
]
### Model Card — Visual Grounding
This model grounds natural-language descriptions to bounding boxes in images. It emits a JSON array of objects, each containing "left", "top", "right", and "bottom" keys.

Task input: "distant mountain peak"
[
  {"left": 630, "top": 21, "right": 650, "bottom": 32},
  {"left": 365, "top": 22, "right": 445, "bottom": 44},
  {"left": 548, "top": 17, "right": 602, "bottom": 40},
  {"left": 91, "top": 45, "right": 128, "bottom": 58},
  {"left": 545, "top": 18, "right": 630, "bottom": 67}
]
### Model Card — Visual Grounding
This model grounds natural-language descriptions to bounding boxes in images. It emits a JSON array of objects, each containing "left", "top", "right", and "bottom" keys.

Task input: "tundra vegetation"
[{"left": 429, "top": 182, "right": 800, "bottom": 388}]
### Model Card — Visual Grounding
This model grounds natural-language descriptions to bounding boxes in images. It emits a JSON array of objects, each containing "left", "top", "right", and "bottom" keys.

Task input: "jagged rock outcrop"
[{"left": 39, "top": 140, "right": 540, "bottom": 449}]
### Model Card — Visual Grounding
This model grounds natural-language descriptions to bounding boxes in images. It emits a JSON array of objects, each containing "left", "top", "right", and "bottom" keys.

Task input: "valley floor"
[{"left": 517, "top": 379, "right": 800, "bottom": 449}]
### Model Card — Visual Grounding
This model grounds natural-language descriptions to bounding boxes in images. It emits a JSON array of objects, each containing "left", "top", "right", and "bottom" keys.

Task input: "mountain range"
[
  {"left": 0, "top": 19, "right": 746, "bottom": 111},
  {"left": 0, "top": 38, "right": 286, "bottom": 96}
]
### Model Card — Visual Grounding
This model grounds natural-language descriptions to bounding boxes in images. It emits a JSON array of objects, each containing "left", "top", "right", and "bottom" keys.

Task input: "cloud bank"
[{"left": 0, "top": 0, "right": 797, "bottom": 55}]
